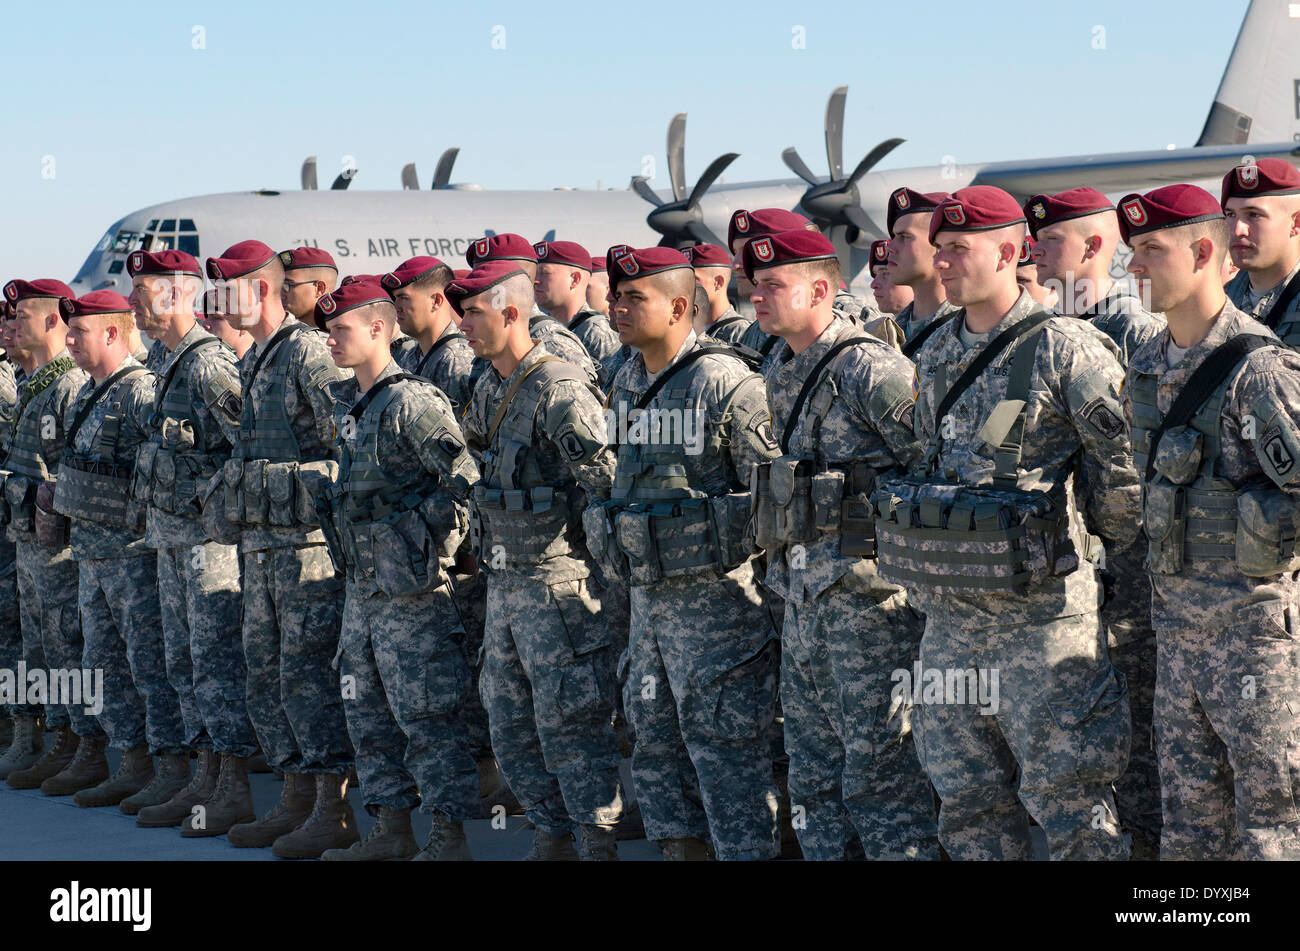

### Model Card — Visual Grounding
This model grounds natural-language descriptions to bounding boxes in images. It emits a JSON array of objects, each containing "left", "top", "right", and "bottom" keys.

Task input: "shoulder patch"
[
  {"left": 751, "top": 414, "right": 779, "bottom": 451},
  {"left": 557, "top": 428, "right": 590, "bottom": 462},
  {"left": 1080, "top": 396, "right": 1125, "bottom": 441}
]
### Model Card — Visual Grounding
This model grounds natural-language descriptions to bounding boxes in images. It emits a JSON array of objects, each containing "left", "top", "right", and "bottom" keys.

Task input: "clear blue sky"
[{"left": 0, "top": 0, "right": 1249, "bottom": 281}]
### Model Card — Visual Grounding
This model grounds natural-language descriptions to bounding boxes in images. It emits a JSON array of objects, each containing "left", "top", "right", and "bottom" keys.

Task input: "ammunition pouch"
[
  {"left": 751, "top": 456, "right": 878, "bottom": 557},
  {"left": 471, "top": 484, "right": 577, "bottom": 570},
  {"left": 53, "top": 453, "right": 142, "bottom": 533},
  {"left": 133, "top": 441, "right": 213, "bottom": 518},
  {"left": 34, "top": 480, "right": 70, "bottom": 549},
  {"left": 872, "top": 477, "right": 1073, "bottom": 595},
  {"left": 341, "top": 483, "right": 446, "bottom": 597},
  {"left": 609, "top": 492, "right": 754, "bottom": 587},
  {"left": 2, "top": 471, "right": 34, "bottom": 535},
  {"left": 221, "top": 457, "right": 337, "bottom": 528},
  {"left": 199, "top": 468, "right": 241, "bottom": 545},
  {"left": 582, "top": 501, "right": 627, "bottom": 582},
  {"left": 1142, "top": 479, "right": 1238, "bottom": 575},
  {"left": 1236, "top": 486, "right": 1300, "bottom": 577}
]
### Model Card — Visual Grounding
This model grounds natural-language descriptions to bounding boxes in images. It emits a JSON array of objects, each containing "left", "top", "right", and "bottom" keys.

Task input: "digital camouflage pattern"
[
  {"left": 528, "top": 311, "right": 600, "bottom": 388},
  {"left": 896, "top": 300, "right": 958, "bottom": 345},
  {"left": 1225, "top": 255, "right": 1300, "bottom": 347},
  {"left": 1071, "top": 285, "right": 1165, "bottom": 366},
  {"left": 908, "top": 289, "right": 1140, "bottom": 860},
  {"left": 761, "top": 315, "right": 938, "bottom": 860},
  {"left": 396, "top": 320, "right": 477, "bottom": 412},
  {"left": 0, "top": 358, "right": 19, "bottom": 714},
  {"left": 701, "top": 307, "right": 754, "bottom": 348},
  {"left": 335, "top": 362, "right": 481, "bottom": 820},
  {"left": 1123, "top": 301, "right": 1300, "bottom": 860},
  {"left": 464, "top": 343, "right": 624, "bottom": 834},
  {"left": 566, "top": 305, "right": 629, "bottom": 391},
  {"left": 607, "top": 332, "right": 782, "bottom": 859}
]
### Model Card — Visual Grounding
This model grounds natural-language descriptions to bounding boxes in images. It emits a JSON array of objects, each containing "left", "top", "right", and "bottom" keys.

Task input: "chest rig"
[
  {"left": 0, "top": 355, "right": 77, "bottom": 535},
  {"left": 54, "top": 366, "right": 148, "bottom": 531}
]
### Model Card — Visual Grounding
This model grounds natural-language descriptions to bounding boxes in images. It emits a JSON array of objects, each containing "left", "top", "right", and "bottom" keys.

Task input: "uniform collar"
[
  {"left": 772, "top": 315, "right": 854, "bottom": 385},
  {"left": 1133, "top": 299, "right": 1250, "bottom": 383}
]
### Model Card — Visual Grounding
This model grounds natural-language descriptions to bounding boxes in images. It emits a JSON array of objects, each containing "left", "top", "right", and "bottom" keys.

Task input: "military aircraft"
[{"left": 67, "top": 0, "right": 1300, "bottom": 301}]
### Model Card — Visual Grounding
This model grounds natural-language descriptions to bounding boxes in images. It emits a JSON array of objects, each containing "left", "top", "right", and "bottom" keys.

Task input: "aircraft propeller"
[
  {"left": 401, "top": 148, "right": 462, "bottom": 189},
  {"left": 630, "top": 113, "right": 738, "bottom": 248}
]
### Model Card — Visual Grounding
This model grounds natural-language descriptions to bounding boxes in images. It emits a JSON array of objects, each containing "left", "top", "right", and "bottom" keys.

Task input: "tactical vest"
[
  {"left": 873, "top": 319, "right": 1085, "bottom": 595},
  {"left": 594, "top": 354, "right": 754, "bottom": 586},
  {"left": 750, "top": 333, "right": 878, "bottom": 556},
  {"left": 133, "top": 337, "right": 223, "bottom": 518},
  {"left": 472, "top": 358, "right": 591, "bottom": 569},
  {"left": 0, "top": 356, "right": 77, "bottom": 534},
  {"left": 1129, "top": 359, "right": 1298, "bottom": 576},
  {"left": 54, "top": 367, "right": 148, "bottom": 531},
  {"left": 333, "top": 382, "right": 444, "bottom": 596},
  {"left": 237, "top": 324, "right": 305, "bottom": 463}
]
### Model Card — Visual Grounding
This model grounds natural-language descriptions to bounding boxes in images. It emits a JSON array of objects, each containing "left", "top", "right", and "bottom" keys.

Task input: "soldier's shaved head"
[
  {"left": 650, "top": 266, "right": 696, "bottom": 305},
  {"left": 932, "top": 223, "right": 1024, "bottom": 327}
]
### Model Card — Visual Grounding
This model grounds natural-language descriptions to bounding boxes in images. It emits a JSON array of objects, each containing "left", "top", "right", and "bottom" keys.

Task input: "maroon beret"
[
  {"left": 1221, "top": 158, "right": 1300, "bottom": 207},
  {"left": 340, "top": 274, "right": 380, "bottom": 287},
  {"left": 1017, "top": 236, "right": 1037, "bottom": 268},
  {"left": 465, "top": 233, "right": 537, "bottom": 267},
  {"left": 887, "top": 188, "right": 951, "bottom": 237},
  {"left": 453, "top": 269, "right": 471, "bottom": 281},
  {"left": 683, "top": 243, "right": 730, "bottom": 268},
  {"left": 206, "top": 240, "right": 277, "bottom": 281},
  {"left": 869, "top": 239, "right": 891, "bottom": 272},
  {"left": 315, "top": 281, "right": 392, "bottom": 324},
  {"left": 127, "top": 249, "right": 202, "bottom": 278},
  {"left": 59, "top": 290, "right": 133, "bottom": 319},
  {"left": 742, "top": 230, "right": 838, "bottom": 282},
  {"left": 929, "top": 186, "right": 1027, "bottom": 244},
  {"left": 380, "top": 256, "right": 446, "bottom": 291},
  {"left": 608, "top": 247, "right": 693, "bottom": 290},
  {"left": 727, "top": 208, "right": 811, "bottom": 249},
  {"left": 1023, "top": 187, "right": 1115, "bottom": 239},
  {"left": 278, "top": 247, "right": 338, "bottom": 272},
  {"left": 533, "top": 240, "right": 591, "bottom": 271},
  {"left": 445, "top": 261, "right": 529, "bottom": 317},
  {"left": 1117, "top": 184, "right": 1224, "bottom": 244},
  {"left": 604, "top": 245, "right": 634, "bottom": 273},
  {"left": 589, "top": 257, "right": 607, "bottom": 274},
  {"left": 4, "top": 278, "right": 74, "bottom": 304}
]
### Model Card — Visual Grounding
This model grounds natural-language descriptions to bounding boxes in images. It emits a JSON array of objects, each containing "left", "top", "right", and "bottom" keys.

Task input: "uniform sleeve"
[
  {"left": 397, "top": 389, "right": 478, "bottom": 502},
  {"left": 461, "top": 373, "right": 490, "bottom": 457},
  {"left": 188, "top": 350, "right": 243, "bottom": 450},
  {"left": 1059, "top": 334, "right": 1141, "bottom": 548},
  {"left": 538, "top": 379, "right": 616, "bottom": 501},
  {"left": 719, "top": 372, "right": 780, "bottom": 489},
  {"left": 294, "top": 336, "right": 352, "bottom": 453},
  {"left": 849, "top": 347, "right": 922, "bottom": 475},
  {"left": 1236, "top": 352, "right": 1300, "bottom": 493}
]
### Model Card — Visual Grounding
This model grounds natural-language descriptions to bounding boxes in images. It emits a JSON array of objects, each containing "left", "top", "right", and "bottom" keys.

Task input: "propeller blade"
[
  {"left": 301, "top": 156, "right": 318, "bottom": 190},
  {"left": 330, "top": 170, "right": 355, "bottom": 190},
  {"left": 843, "top": 203, "right": 879, "bottom": 235},
  {"left": 824, "top": 85, "right": 848, "bottom": 182},
  {"left": 685, "top": 219, "right": 726, "bottom": 248},
  {"left": 846, "top": 137, "right": 905, "bottom": 187},
  {"left": 828, "top": 224, "right": 852, "bottom": 270},
  {"left": 686, "top": 152, "right": 739, "bottom": 210},
  {"left": 666, "top": 112, "right": 688, "bottom": 203},
  {"left": 400, "top": 163, "right": 419, "bottom": 190},
  {"left": 432, "top": 147, "right": 459, "bottom": 189},
  {"left": 631, "top": 176, "right": 665, "bottom": 207},
  {"left": 781, "top": 147, "right": 822, "bottom": 186}
]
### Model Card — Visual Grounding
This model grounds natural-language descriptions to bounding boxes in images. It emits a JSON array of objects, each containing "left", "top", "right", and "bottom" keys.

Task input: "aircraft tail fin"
[{"left": 1197, "top": 0, "right": 1300, "bottom": 146}]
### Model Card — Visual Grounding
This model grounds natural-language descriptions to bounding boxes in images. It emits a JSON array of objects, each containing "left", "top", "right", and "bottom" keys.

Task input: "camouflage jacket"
[
  {"left": 1067, "top": 284, "right": 1165, "bottom": 366},
  {"left": 529, "top": 310, "right": 601, "bottom": 387},
  {"left": 701, "top": 307, "right": 754, "bottom": 347},
  {"left": 1225, "top": 255, "right": 1300, "bottom": 347},
  {"left": 896, "top": 299, "right": 958, "bottom": 346},
  {"left": 566, "top": 305, "right": 629, "bottom": 390},
  {"left": 396, "top": 320, "right": 477, "bottom": 412}
]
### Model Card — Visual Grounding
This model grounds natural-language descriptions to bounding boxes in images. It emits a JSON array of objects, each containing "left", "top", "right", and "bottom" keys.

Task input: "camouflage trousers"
[
  {"left": 626, "top": 562, "right": 780, "bottom": 860},
  {"left": 157, "top": 542, "right": 257, "bottom": 757},
  {"left": 1102, "top": 543, "right": 1161, "bottom": 852},
  {"left": 1154, "top": 619, "right": 1300, "bottom": 860},
  {"left": 241, "top": 543, "right": 351, "bottom": 774},
  {"left": 339, "top": 580, "right": 480, "bottom": 820},
  {"left": 451, "top": 568, "right": 491, "bottom": 757},
  {"left": 0, "top": 537, "right": 23, "bottom": 715},
  {"left": 80, "top": 553, "right": 185, "bottom": 754},
  {"left": 914, "top": 609, "right": 1131, "bottom": 861},
  {"left": 781, "top": 577, "right": 939, "bottom": 860},
  {"left": 480, "top": 574, "right": 623, "bottom": 833}
]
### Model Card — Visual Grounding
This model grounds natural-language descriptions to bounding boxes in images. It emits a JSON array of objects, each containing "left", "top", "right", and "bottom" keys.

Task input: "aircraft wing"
[{"left": 969, "top": 140, "right": 1300, "bottom": 199}]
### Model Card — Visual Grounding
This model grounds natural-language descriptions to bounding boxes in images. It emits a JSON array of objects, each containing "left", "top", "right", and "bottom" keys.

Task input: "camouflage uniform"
[
  {"left": 229, "top": 316, "right": 353, "bottom": 775},
  {"left": 758, "top": 315, "right": 939, "bottom": 860},
  {"left": 701, "top": 307, "right": 754, "bottom": 348},
  {"left": 58, "top": 357, "right": 185, "bottom": 754},
  {"left": 395, "top": 321, "right": 477, "bottom": 411},
  {"left": 594, "top": 331, "right": 782, "bottom": 859},
  {"left": 136, "top": 324, "right": 256, "bottom": 757},
  {"left": 902, "top": 290, "right": 1139, "bottom": 860},
  {"left": 529, "top": 309, "right": 600, "bottom": 387},
  {"left": 1225, "top": 256, "right": 1300, "bottom": 347},
  {"left": 0, "top": 358, "right": 20, "bottom": 704},
  {"left": 565, "top": 305, "right": 629, "bottom": 390},
  {"left": 1123, "top": 301, "right": 1300, "bottom": 860},
  {"left": 324, "top": 361, "right": 481, "bottom": 820},
  {"left": 1074, "top": 285, "right": 1166, "bottom": 855},
  {"left": 896, "top": 300, "right": 958, "bottom": 348},
  {"left": 463, "top": 343, "right": 624, "bottom": 835},
  {"left": 389, "top": 333, "right": 421, "bottom": 370},
  {"left": 3, "top": 353, "right": 99, "bottom": 736}
]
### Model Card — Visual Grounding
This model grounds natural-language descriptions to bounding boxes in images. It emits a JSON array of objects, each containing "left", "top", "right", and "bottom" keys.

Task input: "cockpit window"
[
  {"left": 110, "top": 230, "right": 142, "bottom": 253},
  {"left": 144, "top": 218, "right": 199, "bottom": 259}
]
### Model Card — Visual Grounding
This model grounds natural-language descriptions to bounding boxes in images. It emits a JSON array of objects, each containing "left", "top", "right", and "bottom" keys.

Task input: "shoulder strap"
[
  {"left": 984, "top": 325, "right": 1051, "bottom": 487},
  {"left": 415, "top": 330, "right": 465, "bottom": 378},
  {"left": 759, "top": 334, "right": 779, "bottom": 357},
  {"left": 485, "top": 356, "right": 567, "bottom": 446},
  {"left": 153, "top": 336, "right": 221, "bottom": 410},
  {"left": 780, "top": 335, "right": 866, "bottom": 453},
  {"left": 247, "top": 321, "right": 300, "bottom": 386},
  {"left": 634, "top": 345, "right": 736, "bottom": 411},
  {"left": 1145, "top": 333, "right": 1273, "bottom": 482},
  {"left": 932, "top": 312, "right": 1053, "bottom": 436},
  {"left": 1264, "top": 268, "right": 1300, "bottom": 331},
  {"left": 708, "top": 314, "right": 746, "bottom": 336},
  {"left": 568, "top": 311, "right": 595, "bottom": 334},
  {"left": 66, "top": 365, "right": 147, "bottom": 449},
  {"left": 902, "top": 311, "right": 958, "bottom": 359},
  {"left": 344, "top": 373, "right": 423, "bottom": 425}
]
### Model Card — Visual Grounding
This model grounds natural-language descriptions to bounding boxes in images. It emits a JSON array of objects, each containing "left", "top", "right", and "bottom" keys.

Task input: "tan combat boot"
[
  {"left": 659, "top": 837, "right": 711, "bottom": 860},
  {"left": 578, "top": 825, "right": 620, "bottom": 861},
  {"left": 182, "top": 753, "right": 255, "bottom": 837},
  {"left": 137, "top": 749, "right": 218, "bottom": 828},
  {"left": 73, "top": 745, "right": 151, "bottom": 807},
  {"left": 0, "top": 716, "right": 44, "bottom": 781},
  {"left": 322, "top": 806, "right": 418, "bottom": 861},
  {"left": 477, "top": 756, "right": 523, "bottom": 818},
  {"left": 7, "top": 723, "right": 77, "bottom": 789},
  {"left": 120, "top": 753, "right": 191, "bottom": 815},
  {"left": 410, "top": 814, "right": 473, "bottom": 861},
  {"left": 522, "top": 827, "right": 578, "bottom": 861},
  {"left": 270, "top": 773, "right": 359, "bottom": 859},
  {"left": 227, "top": 772, "right": 315, "bottom": 848},
  {"left": 39, "top": 735, "right": 110, "bottom": 796}
]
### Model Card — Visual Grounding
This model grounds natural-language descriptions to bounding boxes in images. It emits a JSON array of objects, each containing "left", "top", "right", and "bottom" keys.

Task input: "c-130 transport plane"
[{"left": 67, "top": 0, "right": 1300, "bottom": 300}]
